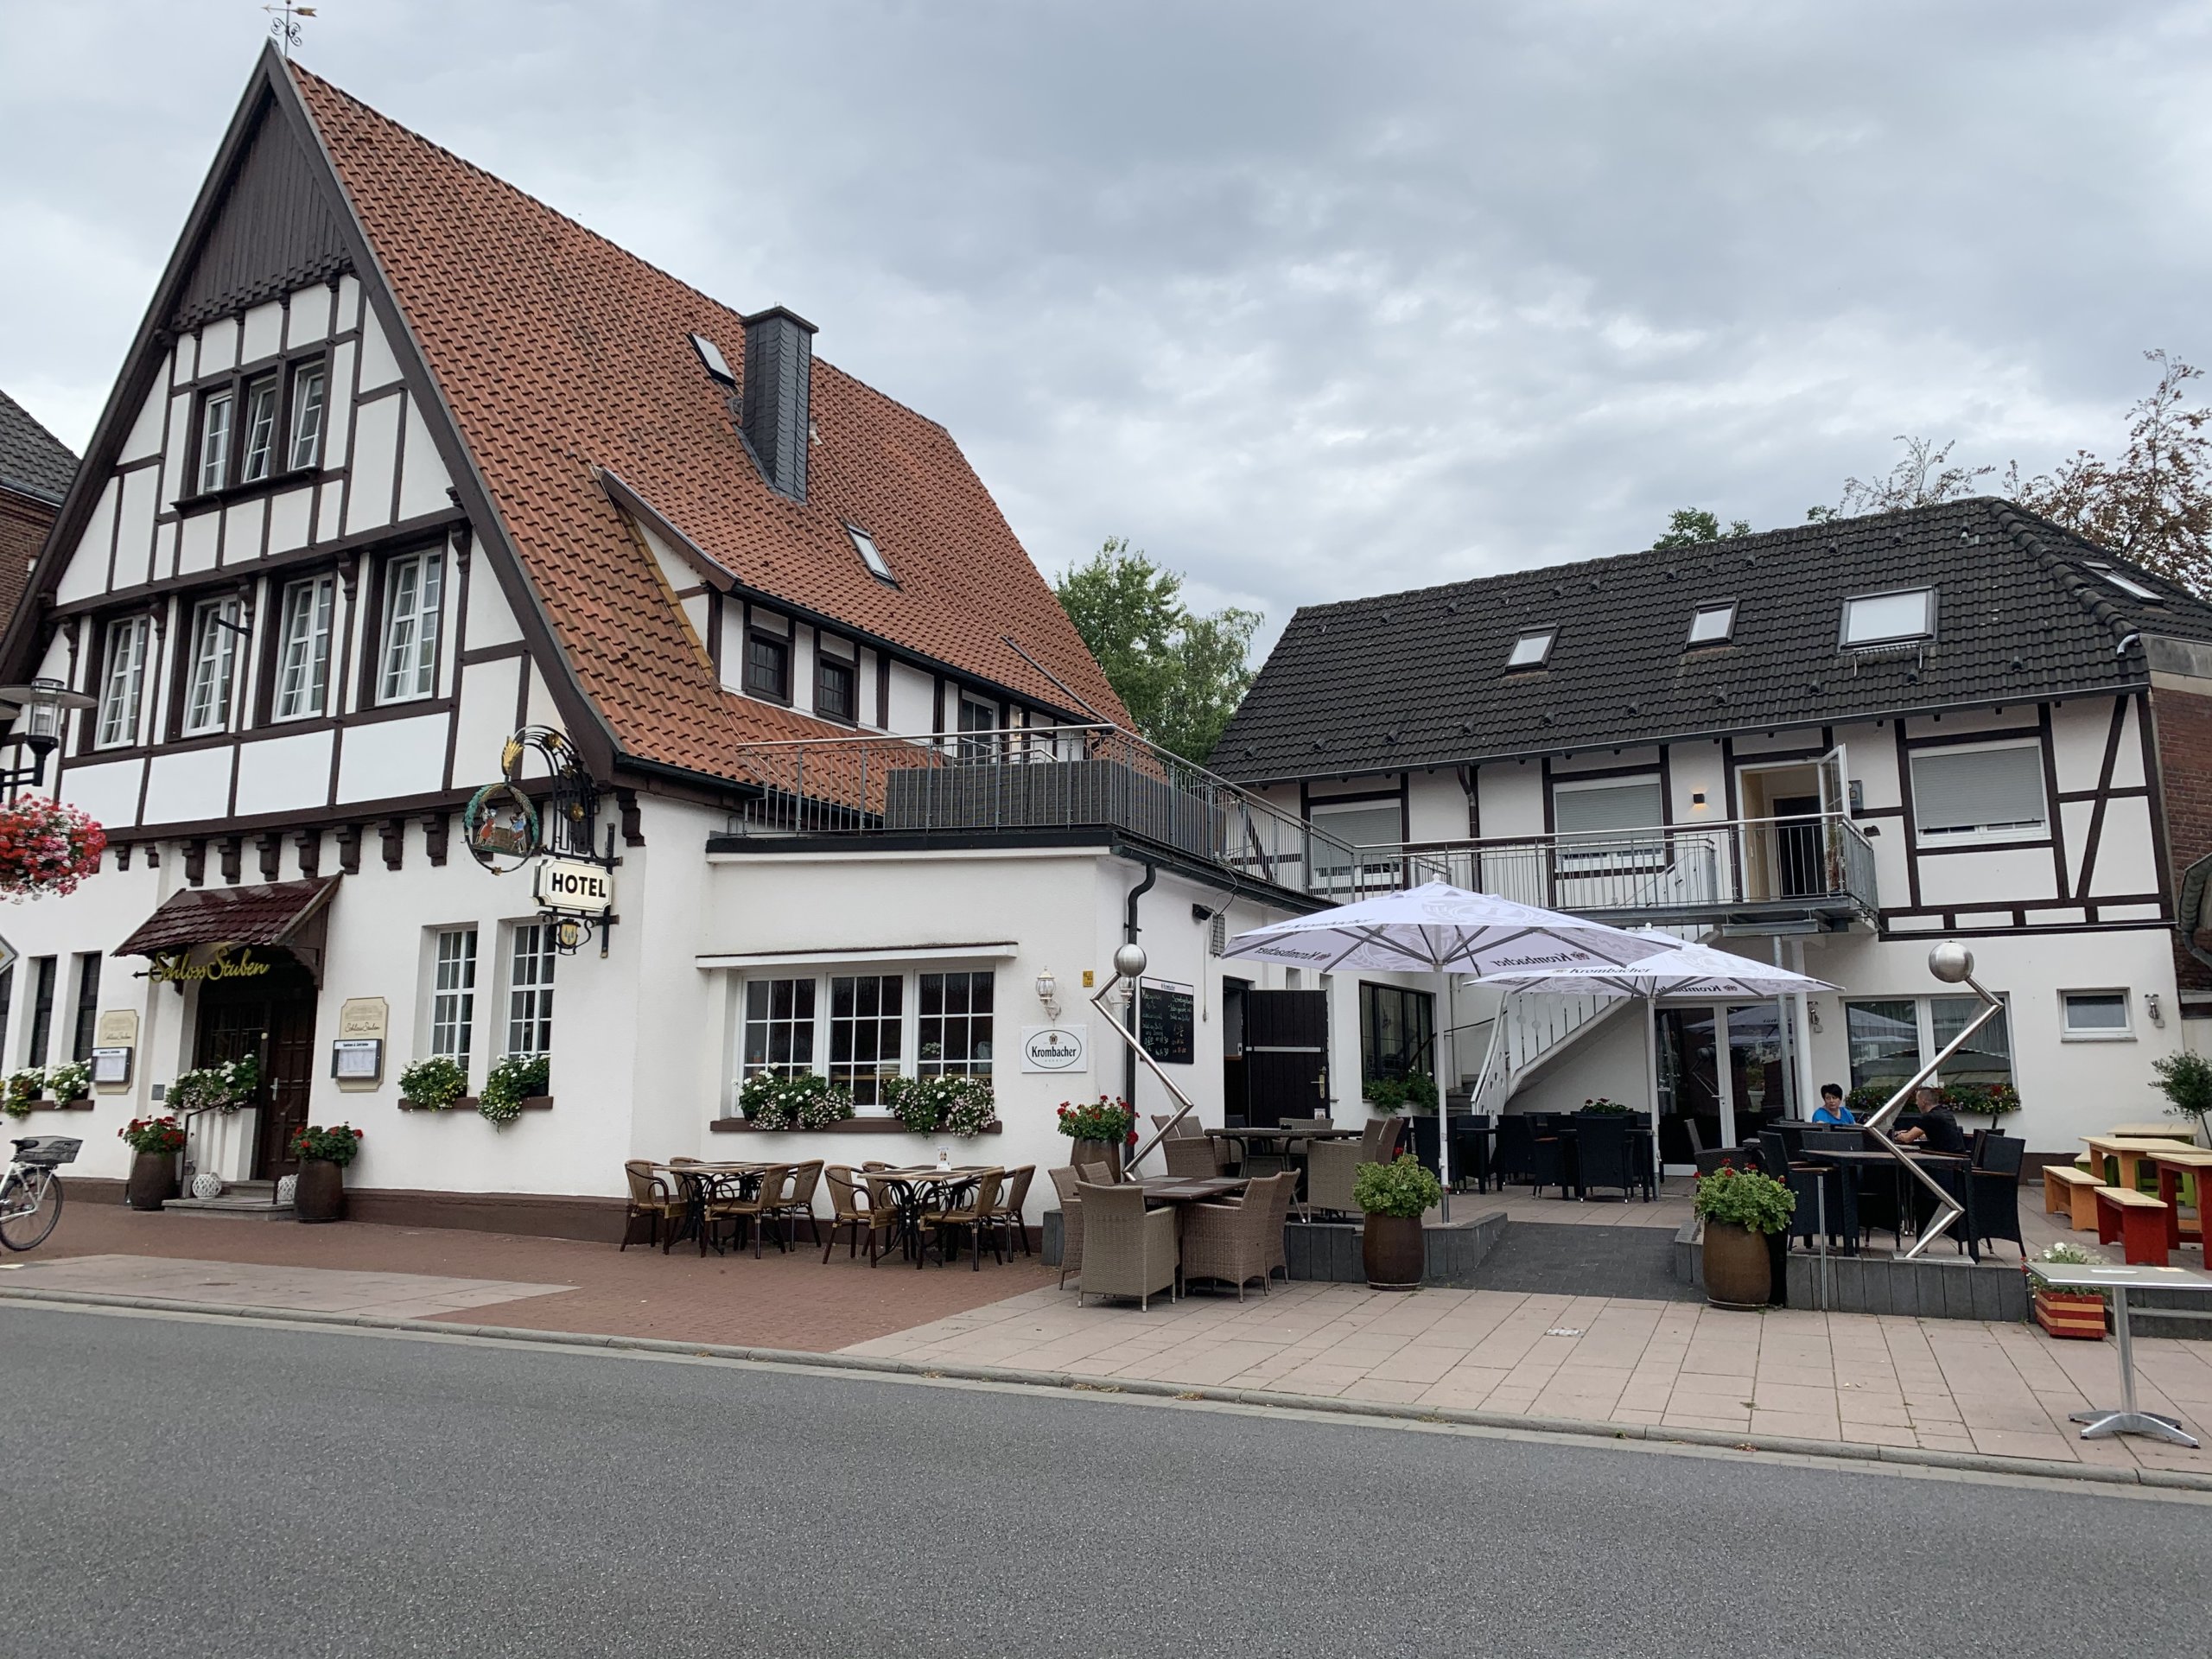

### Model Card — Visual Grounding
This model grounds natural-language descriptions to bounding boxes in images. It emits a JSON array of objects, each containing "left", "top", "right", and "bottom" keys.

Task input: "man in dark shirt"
[{"left": 1896, "top": 1105, "right": 1968, "bottom": 1154}]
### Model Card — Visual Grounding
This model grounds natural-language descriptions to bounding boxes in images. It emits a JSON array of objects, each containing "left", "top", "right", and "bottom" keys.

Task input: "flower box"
[
  {"left": 710, "top": 1113, "right": 1001, "bottom": 1135},
  {"left": 24, "top": 1098, "right": 93, "bottom": 1112},
  {"left": 398, "top": 1095, "right": 552, "bottom": 1112},
  {"left": 2033, "top": 1289, "right": 2107, "bottom": 1341}
]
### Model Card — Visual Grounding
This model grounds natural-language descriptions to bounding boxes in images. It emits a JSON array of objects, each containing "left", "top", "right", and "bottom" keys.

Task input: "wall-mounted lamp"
[
  {"left": 0, "top": 677, "right": 96, "bottom": 791},
  {"left": 2146, "top": 991, "right": 2164, "bottom": 1028},
  {"left": 1690, "top": 791, "right": 1707, "bottom": 808},
  {"left": 1035, "top": 968, "right": 1060, "bottom": 1020},
  {"left": 1807, "top": 1001, "right": 1823, "bottom": 1033}
]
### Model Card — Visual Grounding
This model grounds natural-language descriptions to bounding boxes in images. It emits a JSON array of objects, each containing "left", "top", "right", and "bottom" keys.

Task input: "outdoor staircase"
[{"left": 162, "top": 1179, "right": 295, "bottom": 1220}]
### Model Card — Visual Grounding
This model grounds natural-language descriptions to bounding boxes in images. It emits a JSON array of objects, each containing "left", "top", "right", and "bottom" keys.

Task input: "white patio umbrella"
[
  {"left": 1224, "top": 883, "right": 1688, "bottom": 1213},
  {"left": 1477, "top": 938, "right": 1837, "bottom": 1174}
]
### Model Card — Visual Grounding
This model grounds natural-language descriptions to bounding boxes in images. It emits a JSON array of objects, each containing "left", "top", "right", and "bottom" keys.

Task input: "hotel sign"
[{"left": 533, "top": 856, "right": 614, "bottom": 916}]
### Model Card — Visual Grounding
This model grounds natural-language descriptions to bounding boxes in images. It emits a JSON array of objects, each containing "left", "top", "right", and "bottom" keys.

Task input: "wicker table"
[{"left": 2029, "top": 1260, "right": 2212, "bottom": 1446}]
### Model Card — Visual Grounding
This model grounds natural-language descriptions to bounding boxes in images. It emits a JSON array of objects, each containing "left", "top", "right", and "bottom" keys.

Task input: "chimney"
[{"left": 739, "top": 305, "right": 817, "bottom": 503}]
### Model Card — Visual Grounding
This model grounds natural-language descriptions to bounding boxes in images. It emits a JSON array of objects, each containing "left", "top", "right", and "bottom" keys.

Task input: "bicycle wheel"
[{"left": 0, "top": 1167, "right": 62, "bottom": 1251}]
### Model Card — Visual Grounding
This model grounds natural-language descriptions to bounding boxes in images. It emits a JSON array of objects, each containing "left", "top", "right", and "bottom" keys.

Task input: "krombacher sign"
[{"left": 141, "top": 946, "right": 274, "bottom": 985}]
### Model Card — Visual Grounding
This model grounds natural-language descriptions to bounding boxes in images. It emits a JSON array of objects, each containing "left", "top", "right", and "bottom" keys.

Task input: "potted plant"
[
  {"left": 118, "top": 1115, "right": 187, "bottom": 1210},
  {"left": 168, "top": 1055, "right": 261, "bottom": 1116},
  {"left": 1362, "top": 1074, "right": 1408, "bottom": 1113},
  {"left": 1941, "top": 1080, "right": 2020, "bottom": 1128},
  {"left": 397, "top": 1055, "right": 469, "bottom": 1112},
  {"left": 2, "top": 1068, "right": 42, "bottom": 1121},
  {"left": 289, "top": 1122, "right": 364, "bottom": 1222},
  {"left": 1056, "top": 1096, "right": 1136, "bottom": 1179},
  {"left": 1580, "top": 1096, "right": 1634, "bottom": 1115},
  {"left": 1845, "top": 1084, "right": 1890, "bottom": 1119},
  {"left": 1353, "top": 1154, "right": 1442, "bottom": 1290},
  {"left": 1692, "top": 1160, "right": 1795, "bottom": 1308},
  {"left": 2028, "top": 1241, "right": 2109, "bottom": 1340},
  {"left": 0, "top": 797, "right": 106, "bottom": 899},
  {"left": 480, "top": 1054, "right": 549, "bottom": 1124},
  {"left": 46, "top": 1060, "right": 90, "bottom": 1107},
  {"left": 737, "top": 1071, "right": 855, "bottom": 1129},
  {"left": 2152, "top": 1052, "right": 2212, "bottom": 1145},
  {"left": 881, "top": 1074, "right": 996, "bottom": 1136}
]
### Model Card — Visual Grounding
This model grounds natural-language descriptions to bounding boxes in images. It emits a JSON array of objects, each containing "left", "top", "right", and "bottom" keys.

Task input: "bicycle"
[{"left": 1, "top": 1135, "right": 79, "bottom": 1252}]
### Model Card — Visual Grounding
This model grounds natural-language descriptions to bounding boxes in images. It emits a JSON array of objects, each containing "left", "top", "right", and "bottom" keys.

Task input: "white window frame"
[
  {"left": 741, "top": 975, "right": 819, "bottom": 1079},
  {"left": 273, "top": 574, "right": 336, "bottom": 721},
  {"left": 1687, "top": 601, "right": 1737, "bottom": 646},
  {"left": 2059, "top": 988, "right": 2133, "bottom": 1042},
  {"left": 287, "top": 361, "right": 327, "bottom": 472},
  {"left": 238, "top": 373, "right": 280, "bottom": 484},
  {"left": 378, "top": 549, "right": 443, "bottom": 704},
  {"left": 1909, "top": 739, "right": 2048, "bottom": 844},
  {"left": 429, "top": 926, "right": 478, "bottom": 1067},
  {"left": 180, "top": 595, "right": 241, "bottom": 737},
  {"left": 1841, "top": 587, "right": 1935, "bottom": 647},
  {"left": 196, "top": 390, "right": 234, "bottom": 494},
  {"left": 1506, "top": 629, "right": 1555, "bottom": 670},
  {"left": 504, "top": 921, "right": 555, "bottom": 1058},
  {"left": 917, "top": 969, "right": 995, "bottom": 1077},
  {"left": 827, "top": 973, "right": 904, "bottom": 1104},
  {"left": 95, "top": 616, "right": 149, "bottom": 750}
]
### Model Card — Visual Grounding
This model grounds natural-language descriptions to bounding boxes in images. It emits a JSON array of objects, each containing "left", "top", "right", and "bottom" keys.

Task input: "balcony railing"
[
  {"left": 727, "top": 724, "right": 1354, "bottom": 897},
  {"left": 1322, "top": 815, "right": 1878, "bottom": 924}
]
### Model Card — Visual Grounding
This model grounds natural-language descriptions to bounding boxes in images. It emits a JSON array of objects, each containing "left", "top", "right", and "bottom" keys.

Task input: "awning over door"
[{"left": 116, "top": 876, "right": 341, "bottom": 957}]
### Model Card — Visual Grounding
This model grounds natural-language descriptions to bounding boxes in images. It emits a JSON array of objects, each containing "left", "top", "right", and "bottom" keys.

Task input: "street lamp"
[{"left": 0, "top": 679, "right": 96, "bottom": 791}]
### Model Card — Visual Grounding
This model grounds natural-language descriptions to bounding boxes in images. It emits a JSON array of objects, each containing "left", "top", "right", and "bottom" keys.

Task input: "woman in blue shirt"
[{"left": 1810, "top": 1083, "right": 1856, "bottom": 1126}]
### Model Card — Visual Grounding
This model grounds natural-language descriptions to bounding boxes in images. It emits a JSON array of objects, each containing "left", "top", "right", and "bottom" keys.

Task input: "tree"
[
  {"left": 2007, "top": 351, "right": 2212, "bottom": 594},
  {"left": 1651, "top": 508, "right": 1751, "bottom": 550},
  {"left": 1053, "top": 537, "right": 1261, "bottom": 764},
  {"left": 1830, "top": 435, "right": 1994, "bottom": 518}
]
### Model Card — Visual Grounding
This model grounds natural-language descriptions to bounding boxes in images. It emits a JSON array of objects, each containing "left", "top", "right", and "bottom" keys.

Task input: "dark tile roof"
[
  {"left": 289, "top": 66, "right": 1128, "bottom": 779},
  {"left": 0, "top": 388, "right": 78, "bottom": 505},
  {"left": 115, "top": 875, "right": 340, "bottom": 957},
  {"left": 1212, "top": 498, "right": 2212, "bottom": 785}
]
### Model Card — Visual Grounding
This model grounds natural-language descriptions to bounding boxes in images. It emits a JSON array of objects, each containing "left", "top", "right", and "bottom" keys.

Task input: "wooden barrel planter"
[
  {"left": 1363, "top": 1213, "right": 1424, "bottom": 1290},
  {"left": 124, "top": 1150, "right": 177, "bottom": 1211},
  {"left": 294, "top": 1159, "right": 346, "bottom": 1224},
  {"left": 1702, "top": 1219, "right": 1771, "bottom": 1309}
]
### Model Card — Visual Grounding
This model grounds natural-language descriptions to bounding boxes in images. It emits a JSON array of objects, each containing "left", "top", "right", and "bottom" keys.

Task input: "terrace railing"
[{"left": 728, "top": 724, "right": 1356, "bottom": 897}]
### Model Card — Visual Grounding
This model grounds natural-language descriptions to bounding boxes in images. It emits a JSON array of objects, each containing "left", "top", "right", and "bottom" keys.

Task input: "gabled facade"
[
  {"left": 1217, "top": 499, "right": 2212, "bottom": 1160},
  {"left": 0, "top": 48, "right": 1318, "bottom": 1228}
]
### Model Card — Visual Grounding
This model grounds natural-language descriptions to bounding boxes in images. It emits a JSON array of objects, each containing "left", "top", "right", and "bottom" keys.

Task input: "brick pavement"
[{"left": 12, "top": 1202, "right": 1054, "bottom": 1352}]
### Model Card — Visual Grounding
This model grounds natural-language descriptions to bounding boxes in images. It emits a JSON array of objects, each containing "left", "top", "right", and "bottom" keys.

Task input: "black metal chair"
[
  {"left": 1764, "top": 1131, "right": 1855, "bottom": 1253},
  {"left": 1573, "top": 1112, "right": 1636, "bottom": 1201},
  {"left": 1493, "top": 1115, "right": 1536, "bottom": 1187},
  {"left": 1961, "top": 1133, "right": 2027, "bottom": 1260},
  {"left": 1446, "top": 1115, "right": 1491, "bottom": 1192},
  {"left": 1529, "top": 1123, "right": 1572, "bottom": 1198}
]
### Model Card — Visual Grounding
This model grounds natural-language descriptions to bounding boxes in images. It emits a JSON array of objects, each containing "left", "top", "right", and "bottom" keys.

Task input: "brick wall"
[
  {"left": 0, "top": 485, "right": 53, "bottom": 637},
  {"left": 2149, "top": 683, "right": 2212, "bottom": 993}
]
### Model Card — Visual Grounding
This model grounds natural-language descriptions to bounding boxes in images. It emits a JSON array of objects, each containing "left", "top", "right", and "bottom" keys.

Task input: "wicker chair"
[
  {"left": 772, "top": 1160, "right": 825, "bottom": 1248},
  {"left": 706, "top": 1164, "right": 791, "bottom": 1258},
  {"left": 621, "top": 1160, "right": 687, "bottom": 1253},
  {"left": 987, "top": 1165, "right": 1035, "bottom": 1259},
  {"left": 821, "top": 1165, "right": 896, "bottom": 1264},
  {"left": 1162, "top": 1137, "right": 1218, "bottom": 1180},
  {"left": 929, "top": 1168, "right": 1005, "bottom": 1270},
  {"left": 1075, "top": 1180, "right": 1178, "bottom": 1309},
  {"left": 1048, "top": 1165, "right": 1087, "bottom": 1289},
  {"left": 1182, "top": 1171, "right": 1296, "bottom": 1300},
  {"left": 1358, "top": 1118, "right": 1402, "bottom": 1163},
  {"left": 1302, "top": 1141, "right": 1363, "bottom": 1219},
  {"left": 1076, "top": 1158, "right": 1115, "bottom": 1187}
]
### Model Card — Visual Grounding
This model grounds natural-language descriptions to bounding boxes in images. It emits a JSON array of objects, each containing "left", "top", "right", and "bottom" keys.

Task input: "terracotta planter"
[
  {"left": 125, "top": 1149, "right": 178, "bottom": 1211},
  {"left": 2033, "top": 1288, "right": 2107, "bottom": 1341},
  {"left": 294, "top": 1158, "right": 346, "bottom": 1224},
  {"left": 1362, "top": 1212, "right": 1425, "bottom": 1290},
  {"left": 1702, "top": 1218, "right": 1772, "bottom": 1308}
]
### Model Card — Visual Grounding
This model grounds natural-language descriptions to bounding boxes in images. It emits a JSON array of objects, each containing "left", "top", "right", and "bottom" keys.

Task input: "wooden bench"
[
  {"left": 2044, "top": 1163, "right": 2106, "bottom": 1230},
  {"left": 2092, "top": 1184, "right": 2171, "bottom": 1266}
]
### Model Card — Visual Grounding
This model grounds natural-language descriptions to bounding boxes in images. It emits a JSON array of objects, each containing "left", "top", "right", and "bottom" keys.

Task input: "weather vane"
[{"left": 264, "top": 1, "right": 317, "bottom": 57}]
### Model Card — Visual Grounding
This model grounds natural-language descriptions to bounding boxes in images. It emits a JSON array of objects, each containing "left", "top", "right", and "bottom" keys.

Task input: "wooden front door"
[
  {"left": 1243, "top": 989, "right": 1328, "bottom": 1126},
  {"left": 193, "top": 955, "right": 319, "bottom": 1179}
]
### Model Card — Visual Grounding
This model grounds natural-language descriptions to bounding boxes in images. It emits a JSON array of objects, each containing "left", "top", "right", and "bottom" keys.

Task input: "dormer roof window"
[
  {"left": 848, "top": 524, "right": 895, "bottom": 584},
  {"left": 1687, "top": 601, "right": 1737, "bottom": 646},
  {"left": 1841, "top": 587, "right": 1935, "bottom": 647},
  {"left": 2085, "top": 562, "right": 2159, "bottom": 601},
  {"left": 688, "top": 333, "right": 735, "bottom": 385},
  {"left": 1505, "top": 629, "right": 1556, "bottom": 670}
]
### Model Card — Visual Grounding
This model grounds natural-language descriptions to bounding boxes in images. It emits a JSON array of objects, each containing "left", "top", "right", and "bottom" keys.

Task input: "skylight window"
[
  {"left": 688, "top": 333, "right": 735, "bottom": 385},
  {"left": 848, "top": 524, "right": 894, "bottom": 583},
  {"left": 1841, "top": 588, "right": 1934, "bottom": 647},
  {"left": 1506, "top": 629, "right": 1556, "bottom": 670},
  {"left": 1687, "top": 601, "right": 1737, "bottom": 646},
  {"left": 2085, "top": 562, "right": 2159, "bottom": 601}
]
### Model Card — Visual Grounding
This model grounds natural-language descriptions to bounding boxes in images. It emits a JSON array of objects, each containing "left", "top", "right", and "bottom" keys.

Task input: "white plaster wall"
[
  {"left": 57, "top": 758, "right": 144, "bottom": 830},
  {"left": 1476, "top": 760, "right": 1544, "bottom": 837},
  {"left": 356, "top": 306, "right": 403, "bottom": 392},
  {"left": 54, "top": 479, "right": 118, "bottom": 605},
  {"left": 234, "top": 729, "right": 335, "bottom": 817},
  {"left": 1915, "top": 847, "right": 2059, "bottom": 907},
  {"left": 115, "top": 466, "right": 158, "bottom": 582},
  {"left": 1506, "top": 1002, "right": 1653, "bottom": 1117},
  {"left": 1405, "top": 771, "right": 1468, "bottom": 842},
  {"left": 222, "top": 496, "right": 264, "bottom": 568},
  {"left": 142, "top": 749, "right": 233, "bottom": 825},
  {"left": 395, "top": 399, "right": 451, "bottom": 522},
  {"left": 239, "top": 300, "right": 284, "bottom": 365},
  {"left": 118, "top": 368, "right": 167, "bottom": 464},
  {"left": 199, "top": 317, "right": 238, "bottom": 376},
  {"left": 454, "top": 662, "right": 523, "bottom": 780},
  {"left": 887, "top": 659, "right": 935, "bottom": 732},
  {"left": 266, "top": 485, "right": 313, "bottom": 555},
  {"left": 336, "top": 713, "right": 449, "bottom": 803},
  {"left": 346, "top": 397, "right": 401, "bottom": 534},
  {"left": 177, "top": 511, "right": 218, "bottom": 576},
  {"left": 465, "top": 562, "right": 525, "bottom": 650},
  {"left": 322, "top": 340, "right": 356, "bottom": 472},
  {"left": 2088, "top": 798, "right": 2159, "bottom": 897}
]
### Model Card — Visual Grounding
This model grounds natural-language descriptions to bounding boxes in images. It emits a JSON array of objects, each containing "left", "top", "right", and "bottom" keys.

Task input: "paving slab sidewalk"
[{"left": 845, "top": 1278, "right": 2212, "bottom": 1478}]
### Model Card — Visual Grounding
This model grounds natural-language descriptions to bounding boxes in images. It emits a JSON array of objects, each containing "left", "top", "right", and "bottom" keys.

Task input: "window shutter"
[
  {"left": 1910, "top": 746, "right": 2045, "bottom": 836},
  {"left": 1552, "top": 779, "right": 1662, "bottom": 837}
]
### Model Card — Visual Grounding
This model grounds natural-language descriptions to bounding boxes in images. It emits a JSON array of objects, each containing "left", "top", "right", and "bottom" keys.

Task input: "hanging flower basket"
[{"left": 0, "top": 798, "right": 106, "bottom": 900}]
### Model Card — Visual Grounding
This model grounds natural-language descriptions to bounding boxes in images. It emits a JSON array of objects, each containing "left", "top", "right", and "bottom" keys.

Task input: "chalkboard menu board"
[{"left": 1139, "top": 978, "right": 1196, "bottom": 1065}]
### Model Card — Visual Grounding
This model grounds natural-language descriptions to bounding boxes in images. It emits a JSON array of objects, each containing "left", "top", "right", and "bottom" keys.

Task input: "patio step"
[{"left": 163, "top": 1180, "right": 296, "bottom": 1221}]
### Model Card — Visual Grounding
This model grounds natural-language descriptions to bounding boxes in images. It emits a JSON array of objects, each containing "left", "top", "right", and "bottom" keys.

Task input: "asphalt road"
[{"left": 1, "top": 1305, "right": 2205, "bottom": 1659}]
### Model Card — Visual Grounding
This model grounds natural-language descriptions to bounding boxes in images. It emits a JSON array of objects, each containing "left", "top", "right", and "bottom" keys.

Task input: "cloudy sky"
[{"left": 3, "top": 1, "right": 2206, "bottom": 645}]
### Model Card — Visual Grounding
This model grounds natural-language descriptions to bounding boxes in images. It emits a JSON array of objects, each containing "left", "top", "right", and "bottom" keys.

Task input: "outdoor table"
[
  {"left": 1205, "top": 1126, "right": 1360, "bottom": 1177},
  {"left": 1799, "top": 1147, "right": 1970, "bottom": 1253},
  {"left": 1449, "top": 1122, "right": 1498, "bottom": 1192},
  {"left": 2107, "top": 1123, "right": 2201, "bottom": 1142},
  {"left": 1548, "top": 1120, "right": 1656, "bottom": 1201},
  {"left": 2082, "top": 1135, "right": 2189, "bottom": 1195},
  {"left": 1133, "top": 1176, "right": 1249, "bottom": 1205},
  {"left": 862, "top": 1165, "right": 994, "bottom": 1268},
  {"left": 2027, "top": 1261, "right": 2212, "bottom": 1447},
  {"left": 651, "top": 1161, "right": 769, "bottom": 1254},
  {"left": 2145, "top": 1147, "right": 2212, "bottom": 1249}
]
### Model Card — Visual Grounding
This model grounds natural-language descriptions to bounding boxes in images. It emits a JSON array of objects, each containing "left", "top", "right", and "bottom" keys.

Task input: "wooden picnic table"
[
  {"left": 2107, "top": 1123, "right": 2200, "bottom": 1141},
  {"left": 2144, "top": 1146, "right": 2212, "bottom": 1249},
  {"left": 2082, "top": 1135, "right": 2191, "bottom": 1195}
]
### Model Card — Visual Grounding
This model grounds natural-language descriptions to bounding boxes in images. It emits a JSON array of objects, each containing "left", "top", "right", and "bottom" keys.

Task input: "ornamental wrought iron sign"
[{"left": 467, "top": 726, "right": 619, "bottom": 957}]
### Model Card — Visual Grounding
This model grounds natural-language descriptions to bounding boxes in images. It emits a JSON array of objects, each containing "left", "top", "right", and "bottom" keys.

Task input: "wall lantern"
[
  {"left": 1035, "top": 968, "right": 1060, "bottom": 1019},
  {"left": 0, "top": 678, "right": 97, "bottom": 791}
]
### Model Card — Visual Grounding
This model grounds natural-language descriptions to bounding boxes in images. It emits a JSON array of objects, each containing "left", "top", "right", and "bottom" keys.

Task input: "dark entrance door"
[
  {"left": 1772, "top": 794, "right": 1824, "bottom": 898},
  {"left": 193, "top": 954, "right": 318, "bottom": 1179},
  {"left": 1220, "top": 977, "right": 1251, "bottom": 1126},
  {"left": 1243, "top": 989, "right": 1328, "bottom": 1126}
]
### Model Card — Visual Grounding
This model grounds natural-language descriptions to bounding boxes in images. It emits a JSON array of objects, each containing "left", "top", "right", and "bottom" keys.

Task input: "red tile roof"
[{"left": 287, "top": 64, "right": 1128, "bottom": 781}]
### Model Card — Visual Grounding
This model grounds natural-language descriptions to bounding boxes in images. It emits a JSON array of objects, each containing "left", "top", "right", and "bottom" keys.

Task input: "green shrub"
[
  {"left": 289, "top": 1122, "right": 365, "bottom": 1166},
  {"left": 45, "top": 1061, "right": 90, "bottom": 1103},
  {"left": 1353, "top": 1154, "right": 1442, "bottom": 1218},
  {"left": 398, "top": 1056, "right": 468, "bottom": 1111},
  {"left": 2153, "top": 1052, "right": 2212, "bottom": 1141},
  {"left": 883, "top": 1074, "right": 995, "bottom": 1136},
  {"left": 1692, "top": 1161, "right": 1795, "bottom": 1236},
  {"left": 735, "top": 1071, "right": 853, "bottom": 1130},
  {"left": 480, "top": 1054, "right": 550, "bottom": 1124},
  {"left": 1580, "top": 1096, "right": 1633, "bottom": 1115}
]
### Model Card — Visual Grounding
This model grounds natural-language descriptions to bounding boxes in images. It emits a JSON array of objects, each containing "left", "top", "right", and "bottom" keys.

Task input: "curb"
[{"left": 1, "top": 1282, "right": 2204, "bottom": 1493}]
